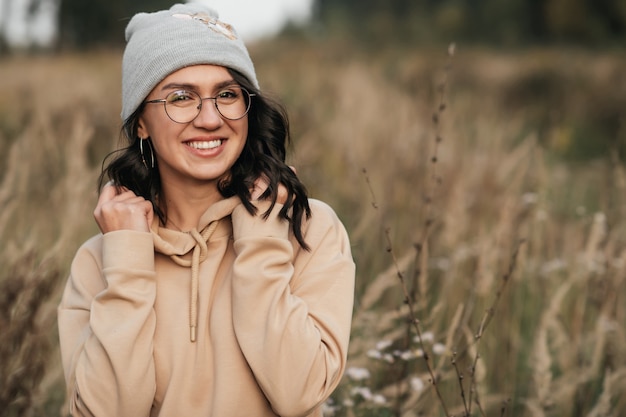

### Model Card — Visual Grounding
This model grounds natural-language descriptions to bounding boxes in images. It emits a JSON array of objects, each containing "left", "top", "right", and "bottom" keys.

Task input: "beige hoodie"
[{"left": 58, "top": 197, "right": 355, "bottom": 417}]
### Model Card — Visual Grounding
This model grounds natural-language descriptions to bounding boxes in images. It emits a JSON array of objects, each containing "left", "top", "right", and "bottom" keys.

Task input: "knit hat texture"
[{"left": 121, "top": 2, "right": 258, "bottom": 121}]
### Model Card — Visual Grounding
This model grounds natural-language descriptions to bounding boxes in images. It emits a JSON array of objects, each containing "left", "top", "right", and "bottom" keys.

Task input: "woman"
[{"left": 57, "top": 3, "right": 355, "bottom": 417}]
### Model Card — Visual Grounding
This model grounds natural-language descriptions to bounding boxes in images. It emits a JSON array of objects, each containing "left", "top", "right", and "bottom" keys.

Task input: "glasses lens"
[
  {"left": 165, "top": 90, "right": 201, "bottom": 123},
  {"left": 163, "top": 87, "right": 252, "bottom": 123},
  {"left": 215, "top": 87, "right": 251, "bottom": 120}
]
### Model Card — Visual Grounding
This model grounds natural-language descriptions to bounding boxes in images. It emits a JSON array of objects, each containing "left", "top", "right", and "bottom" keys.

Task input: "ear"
[{"left": 137, "top": 116, "right": 149, "bottom": 139}]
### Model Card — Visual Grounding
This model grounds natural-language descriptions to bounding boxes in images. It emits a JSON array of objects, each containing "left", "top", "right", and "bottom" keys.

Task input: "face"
[{"left": 137, "top": 65, "right": 248, "bottom": 188}]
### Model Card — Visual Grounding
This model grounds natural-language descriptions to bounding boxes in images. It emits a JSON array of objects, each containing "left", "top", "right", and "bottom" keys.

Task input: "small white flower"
[
  {"left": 453, "top": 245, "right": 473, "bottom": 262},
  {"left": 372, "top": 394, "right": 386, "bottom": 405},
  {"left": 414, "top": 331, "right": 434, "bottom": 344},
  {"left": 351, "top": 386, "right": 373, "bottom": 400},
  {"left": 522, "top": 192, "right": 538, "bottom": 205},
  {"left": 594, "top": 212, "right": 607, "bottom": 224},
  {"left": 410, "top": 377, "right": 425, "bottom": 392},
  {"left": 342, "top": 398, "right": 354, "bottom": 407},
  {"left": 611, "top": 257, "right": 624, "bottom": 269},
  {"left": 432, "top": 343, "right": 447, "bottom": 355},
  {"left": 599, "top": 316, "right": 618, "bottom": 332},
  {"left": 540, "top": 258, "right": 567, "bottom": 276},
  {"left": 431, "top": 257, "right": 451, "bottom": 271},
  {"left": 376, "top": 339, "right": 393, "bottom": 351},
  {"left": 366, "top": 349, "right": 382, "bottom": 359},
  {"left": 399, "top": 350, "right": 415, "bottom": 361},
  {"left": 415, "top": 348, "right": 424, "bottom": 358},
  {"left": 345, "top": 367, "right": 370, "bottom": 381},
  {"left": 536, "top": 209, "right": 548, "bottom": 221},
  {"left": 382, "top": 353, "right": 394, "bottom": 363},
  {"left": 322, "top": 400, "right": 338, "bottom": 415}
]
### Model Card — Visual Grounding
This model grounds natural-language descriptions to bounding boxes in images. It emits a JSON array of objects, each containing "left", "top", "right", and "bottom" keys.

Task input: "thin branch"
[{"left": 467, "top": 239, "right": 525, "bottom": 415}]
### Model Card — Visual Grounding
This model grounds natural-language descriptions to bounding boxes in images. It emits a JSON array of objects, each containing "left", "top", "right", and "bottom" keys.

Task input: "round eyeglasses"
[{"left": 144, "top": 86, "right": 255, "bottom": 123}]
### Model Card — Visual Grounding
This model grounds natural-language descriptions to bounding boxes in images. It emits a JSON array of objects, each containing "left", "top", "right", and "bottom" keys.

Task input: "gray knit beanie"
[{"left": 121, "top": 2, "right": 258, "bottom": 121}]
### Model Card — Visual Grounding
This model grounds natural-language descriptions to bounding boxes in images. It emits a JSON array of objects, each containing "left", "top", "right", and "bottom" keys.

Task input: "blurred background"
[{"left": 1, "top": 1, "right": 625, "bottom": 416}]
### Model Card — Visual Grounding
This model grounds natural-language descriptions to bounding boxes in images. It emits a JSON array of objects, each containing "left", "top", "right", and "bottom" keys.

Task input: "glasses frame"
[{"left": 144, "top": 86, "right": 256, "bottom": 123}]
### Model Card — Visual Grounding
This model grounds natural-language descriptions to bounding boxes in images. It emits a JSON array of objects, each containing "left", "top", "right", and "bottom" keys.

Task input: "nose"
[{"left": 193, "top": 98, "right": 223, "bottom": 128}]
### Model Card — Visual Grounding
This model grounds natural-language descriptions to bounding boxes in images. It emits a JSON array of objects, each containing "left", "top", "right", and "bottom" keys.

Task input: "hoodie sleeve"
[
  {"left": 57, "top": 230, "right": 157, "bottom": 417},
  {"left": 231, "top": 199, "right": 355, "bottom": 417}
]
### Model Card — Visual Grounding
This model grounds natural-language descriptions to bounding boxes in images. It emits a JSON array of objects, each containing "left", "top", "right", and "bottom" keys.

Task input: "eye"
[
  {"left": 166, "top": 90, "right": 197, "bottom": 106},
  {"left": 216, "top": 88, "right": 240, "bottom": 103}
]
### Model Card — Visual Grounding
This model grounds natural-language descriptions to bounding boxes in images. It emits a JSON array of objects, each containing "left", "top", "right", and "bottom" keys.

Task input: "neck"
[{"left": 159, "top": 178, "right": 224, "bottom": 232}]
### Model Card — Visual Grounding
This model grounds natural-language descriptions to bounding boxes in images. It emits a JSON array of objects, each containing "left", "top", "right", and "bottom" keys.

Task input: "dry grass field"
[{"left": 1, "top": 39, "right": 625, "bottom": 416}]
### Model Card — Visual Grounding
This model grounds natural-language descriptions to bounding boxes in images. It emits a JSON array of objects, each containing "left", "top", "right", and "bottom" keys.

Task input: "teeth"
[{"left": 187, "top": 140, "right": 222, "bottom": 150}]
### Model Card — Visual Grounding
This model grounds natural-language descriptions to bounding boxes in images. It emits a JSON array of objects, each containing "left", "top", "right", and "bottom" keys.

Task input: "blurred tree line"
[
  {"left": 57, "top": 0, "right": 173, "bottom": 48},
  {"left": 0, "top": 0, "right": 624, "bottom": 52},
  {"left": 0, "top": 0, "right": 172, "bottom": 52},
  {"left": 313, "top": 0, "right": 626, "bottom": 46}
]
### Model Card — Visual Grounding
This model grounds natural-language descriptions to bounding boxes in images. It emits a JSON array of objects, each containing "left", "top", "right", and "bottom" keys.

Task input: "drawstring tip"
[{"left": 190, "top": 326, "right": 197, "bottom": 342}]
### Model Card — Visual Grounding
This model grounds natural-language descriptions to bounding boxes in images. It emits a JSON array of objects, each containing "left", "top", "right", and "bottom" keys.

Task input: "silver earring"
[{"left": 139, "top": 138, "right": 155, "bottom": 169}]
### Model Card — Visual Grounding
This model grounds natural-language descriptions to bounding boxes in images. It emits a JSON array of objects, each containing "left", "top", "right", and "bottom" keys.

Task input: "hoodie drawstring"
[{"left": 169, "top": 220, "right": 219, "bottom": 342}]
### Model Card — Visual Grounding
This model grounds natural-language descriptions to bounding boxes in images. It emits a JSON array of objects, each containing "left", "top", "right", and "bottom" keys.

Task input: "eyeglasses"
[{"left": 144, "top": 86, "right": 255, "bottom": 123}]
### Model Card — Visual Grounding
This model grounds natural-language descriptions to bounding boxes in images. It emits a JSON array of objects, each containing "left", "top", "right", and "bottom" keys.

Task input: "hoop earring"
[{"left": 139, "top": 138, "right": 155, "bottom": 169}]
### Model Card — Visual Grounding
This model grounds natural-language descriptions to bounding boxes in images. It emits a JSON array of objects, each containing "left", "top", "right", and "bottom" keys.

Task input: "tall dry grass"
[{"left": 0, "top": 41, "right": 625, "bottom": 416}]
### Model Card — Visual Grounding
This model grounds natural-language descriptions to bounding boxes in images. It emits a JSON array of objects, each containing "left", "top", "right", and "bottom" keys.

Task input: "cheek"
[
  {"left": 242, "top": 125, "right": 249, "bottom": 145},
  {"left": 239, "top": 120, "right": 249, "bottom": 145},
  {"left": 138, "top": 108, "right": 171, "bottom": 139},
  {"left": 141, "top": 116, "right": 185, "bottom": 148}
]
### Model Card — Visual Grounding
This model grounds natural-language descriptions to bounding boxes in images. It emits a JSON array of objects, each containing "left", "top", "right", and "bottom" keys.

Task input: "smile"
[{"left": 186, "top": 139, "right": 223, "bottom": 150}]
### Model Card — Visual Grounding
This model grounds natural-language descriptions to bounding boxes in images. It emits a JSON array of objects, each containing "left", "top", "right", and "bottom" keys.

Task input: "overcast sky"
[
  {"left": 0, "top": 0, "right": 314, "bottom": 47},
  {"left": 200, "top": 0, "right": 313, "bottom": 41}
]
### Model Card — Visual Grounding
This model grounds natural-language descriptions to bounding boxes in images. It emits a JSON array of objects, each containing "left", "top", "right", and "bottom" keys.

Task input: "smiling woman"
[
  {"left": 56, "top": 3, "right": 355, "bottom": 417},
  {"left": 136, "top": 65, "right": 251, "bottom": 207}
]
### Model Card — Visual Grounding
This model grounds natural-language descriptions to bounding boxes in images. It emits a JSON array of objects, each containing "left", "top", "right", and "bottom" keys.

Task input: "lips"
[{"left": 185, "top": 139, "right": 223, "bottom": 150}]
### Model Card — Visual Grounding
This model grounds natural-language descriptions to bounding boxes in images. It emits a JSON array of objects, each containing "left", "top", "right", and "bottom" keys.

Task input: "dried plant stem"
[
  {"left": 411, "top": 44, "right": 455, "bottom": 306},
  {"left": 384, "top": 227, "right": 451, "bottom": 417},
  {"left": 452, "top": 352, "right": 470, "bottom": 416},
  {"left": 466, "top": 239, "right": 525, "bottom": 416},
  {"left": 362, "top": 166, "right": 451, "bottom": 416},
  {"left": 364, "top": 44, "right": 457, "bottom": 417},
  {"left": 407, "top": 43, "right": 457, "bottom": 416},
  {"left": 500, "top": 399, "right": 511, "bottom": 417}
]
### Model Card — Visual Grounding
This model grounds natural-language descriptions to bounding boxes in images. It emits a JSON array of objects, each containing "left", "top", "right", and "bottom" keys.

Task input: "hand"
[
  {"left": 250, "top": 167, "right": 295, "bottom": 204},
  {"left": 94, "top": 182, "right": 154, "bottom": 234}
]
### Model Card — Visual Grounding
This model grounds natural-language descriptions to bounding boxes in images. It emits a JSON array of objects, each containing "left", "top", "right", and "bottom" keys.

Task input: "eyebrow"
[{"left": 160, "top": 79, "right": 238, "bottom": 92}]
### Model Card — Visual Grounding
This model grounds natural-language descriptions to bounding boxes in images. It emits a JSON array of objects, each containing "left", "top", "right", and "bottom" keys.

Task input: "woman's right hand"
[{"left": 94, "top": 182, "right": 154, "bottom": 234}]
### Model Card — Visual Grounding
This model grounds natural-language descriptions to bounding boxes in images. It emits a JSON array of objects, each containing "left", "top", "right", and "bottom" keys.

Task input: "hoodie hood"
[{"left": 150, "top": 196, "right": 241, "bottom": 342}]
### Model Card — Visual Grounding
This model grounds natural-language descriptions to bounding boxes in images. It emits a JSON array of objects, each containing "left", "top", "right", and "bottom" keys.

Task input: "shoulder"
[
  {"left": 307, "top": 198, "right": 344, "bottom": 226},
  {"left": 290, "top": 199, "right": 355, "bottom": 289},
  {"left": 300, "top": 199, "right": 351, "bottom": 250}
]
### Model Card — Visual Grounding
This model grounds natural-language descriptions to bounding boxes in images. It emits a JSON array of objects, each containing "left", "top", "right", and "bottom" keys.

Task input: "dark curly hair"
[{"left": 98, "top": 68, "right": 311, "bottom": 249}]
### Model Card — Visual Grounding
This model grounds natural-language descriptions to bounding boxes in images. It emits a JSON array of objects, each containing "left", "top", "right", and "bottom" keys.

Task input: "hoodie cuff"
[
  {"left": 231, "top": 201, "right": 290, "bottom": 241},
  {"left": 102, "top": 230, "right": 154, "bottom": 271}
]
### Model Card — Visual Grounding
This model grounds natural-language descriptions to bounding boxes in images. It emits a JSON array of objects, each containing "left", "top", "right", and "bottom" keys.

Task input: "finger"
[
  {"left": 110, "top": 191, "right": 142, "bottom": 202},
  {"left": 276, "top": 184, "right": 288, "bottom": 205},
  {"left": 98, "top": 182, "right": 120, "bottom": 204},
  {"left": 289, "top": 165, "right": 297, "bottom": 174},
  {"left": 251, "top": 176, "right": 269, "bottom": 200},
  {"left": 142, "top": 200, "right": 154, "bottom": 228},
  {"left": 94, "top": 197, "right": 154, "bottom": 233}
]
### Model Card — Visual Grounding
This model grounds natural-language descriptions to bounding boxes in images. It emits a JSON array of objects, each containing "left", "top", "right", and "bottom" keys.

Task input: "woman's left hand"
[{"left": 251, "top": 166, "right": 295, "bottom": 204}]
